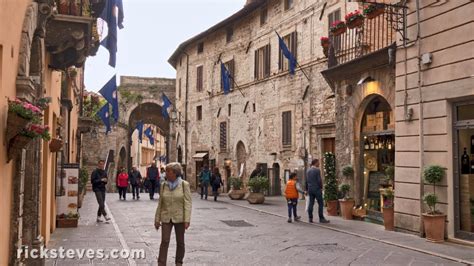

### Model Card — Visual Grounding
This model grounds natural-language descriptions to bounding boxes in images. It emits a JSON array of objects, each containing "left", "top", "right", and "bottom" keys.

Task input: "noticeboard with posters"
[{"left": 56, "top": 163, "right": 79, "bottom": 216}]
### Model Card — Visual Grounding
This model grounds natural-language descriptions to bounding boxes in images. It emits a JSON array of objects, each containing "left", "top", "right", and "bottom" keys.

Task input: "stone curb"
[{"left": 222, "top": 200, "right": 474, "bottom": 266}]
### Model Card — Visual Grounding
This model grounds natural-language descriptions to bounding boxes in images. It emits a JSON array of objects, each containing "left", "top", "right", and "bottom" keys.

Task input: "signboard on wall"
[{"left": 56, "top": 163, "right": 79, "bottom": 216}]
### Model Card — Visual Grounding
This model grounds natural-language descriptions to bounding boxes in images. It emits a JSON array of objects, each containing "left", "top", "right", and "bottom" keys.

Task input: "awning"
[{"left": 192, "top": 153, "right": 208, "bottom": 161}]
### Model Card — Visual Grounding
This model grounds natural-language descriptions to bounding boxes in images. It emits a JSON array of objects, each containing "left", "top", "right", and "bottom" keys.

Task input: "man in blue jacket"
[
  {"left": 91, "top": 160, "right": 111, "bottom": 223},
  {"left": 199, "top": 165, "right": 211, "bottom": 200},
  {"left": 147, "top": 162, "right": 159, "bottom": 200},
  {"left": 305, "top": 159, "right": 330, "bottom": 224}
]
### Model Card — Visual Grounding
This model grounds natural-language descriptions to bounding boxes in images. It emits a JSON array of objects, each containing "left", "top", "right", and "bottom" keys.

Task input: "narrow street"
[{"left": 46, "top": 193, "right": 472, "bottom": 265}]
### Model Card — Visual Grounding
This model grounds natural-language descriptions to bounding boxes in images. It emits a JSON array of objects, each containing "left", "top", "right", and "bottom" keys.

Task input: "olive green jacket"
[{"left": 155, "top": 180, "right": 192, "bottom": 224}]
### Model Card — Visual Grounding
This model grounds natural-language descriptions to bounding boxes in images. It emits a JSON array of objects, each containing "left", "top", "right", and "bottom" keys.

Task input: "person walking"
[
  {"left": 160, "top": 167, "right": 167, "bottom": 182},
  {"left": 211, "top": 167, "right": 224, "bottom": 201},
  {"left": 284, "top": 172, "right": 304, "bottom": 223},
  {"left": 129, "top": 166, "right": 142, "bottom": 200},
  {"left": 147, "top": 162, "right": 159, "bottom": 200},
  {"left": 91, "top": 160, "right": 111, "bottom": 223},
  {"left": 116, "top": 167, "right": 129, "bottom": 200},
  {"left": 305, "top": 159, "right": 330, "bottom": 224},
  {"left": 199, "top": 165, "right": 211, "bottom": 200},
  {"left": 155, "top": 162, "right": 192, "bottom": 266}
]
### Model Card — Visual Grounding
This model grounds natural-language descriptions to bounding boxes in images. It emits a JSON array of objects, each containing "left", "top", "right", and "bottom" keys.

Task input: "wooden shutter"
[
  {"left": 264, "top": 44, "right": 271, "bottom": 78},
  {"left": 291, "top": 32, "right": 297, "bottom": 60},
  {"left": 196, "top": 66, "right": 203, "bottom": 91},
  {"left": 254, "top": 50, "right": 259, "bottom": 80},
  {"left": 282, "top": 111, "right": 291, "bottom": 146}
]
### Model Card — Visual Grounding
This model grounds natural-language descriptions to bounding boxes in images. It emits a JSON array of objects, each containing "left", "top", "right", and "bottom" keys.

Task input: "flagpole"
[
  {"left": 219, "top": 59, "right": 245, "bottom": 97},
  {"left": 275, "top": 30, "right": 311, "bottom": 82}
]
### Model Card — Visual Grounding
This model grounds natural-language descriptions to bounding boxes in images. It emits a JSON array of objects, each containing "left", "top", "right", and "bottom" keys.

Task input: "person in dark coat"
[
  {"left": 305, "top": 159, "right": 330, "bottom": 224},
  {"left": 250, "top": 165, "right": 265, "bottom": 179},
  {"left": 211, "top": 167, "right": 224, "bottom": 201},
  {"left": 129, "top": 166, "right": 142, "bottom": 200},
  {"left": 91, "top": 160, "right": 110, "bottom": 223},
  {"left": 147, "top": 162, "right": 159, "bottom": 200}
]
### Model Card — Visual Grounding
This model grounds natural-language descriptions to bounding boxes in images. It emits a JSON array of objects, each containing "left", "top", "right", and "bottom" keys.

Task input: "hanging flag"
[
  {"left": 277, "top": 32, "right": 297, "bottom": 75},
  {"left": 100, "top": 0, "right": 125, "bottom": 67},
  {"left": 221, "top": 63, "right": 231, "bottom": 95},
  {"left": 97, "top": 103, "right": 111, "bottom": 134},
  {"left": 135, "top": 121, "right": 144, "bottom": 143},
  {"left": 144, "top": 126, "right": 154, "bottom": 145},
  {"left": 161, "top": 93, "right": 172, "bottom": 119},
  {"left": 99, "top": 75, "right": 119, "bottom": 122}
]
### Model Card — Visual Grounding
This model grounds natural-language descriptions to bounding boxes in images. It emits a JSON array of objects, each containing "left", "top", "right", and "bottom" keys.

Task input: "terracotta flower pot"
[
  {"left": 347, "top": 17, "right": 364, "bottom": 29},
  {"left": 383, "top": 207, "right": 395, "bottom": 231},
  {"left": 49, "top": 138, "right": 63, "bottom": 152},
  {"left": 366, "top": 8, "right": 385, "bottom": 19},
  {"left": 5, "top": 111, "right": 30, "bottom": 143},
  {"left": 326, "top": 200, "right": 338, "bottom": 216},
  {"left": 247, "top": 192, "right": 265, "bottom": 204},
  {"left": 339, "top": 199, "right": 355, "bottom": 220},
  {"left": 57, "top": 218, "right": 78, "bottom": 228},
  {"left": 423, "top": 213, "right": 446, "bottom": 243},
  {"left": 332, "top": 26, "right": 347, "bottom": 36},
  {"left": 228, "top": 189, "right": 246, "bottom": 200}
]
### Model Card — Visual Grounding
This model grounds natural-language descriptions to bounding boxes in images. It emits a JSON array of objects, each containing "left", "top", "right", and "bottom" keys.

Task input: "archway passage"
[{"left": 359, "top": 95, "right": 394, "bottom": 221}]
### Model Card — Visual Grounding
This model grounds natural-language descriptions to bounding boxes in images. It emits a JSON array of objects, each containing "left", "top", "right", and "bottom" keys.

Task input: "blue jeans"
[
  {"left": 287, "top": 199, "right": 298, "bottom": 218},
  {"left": 201, "top": 182, "right": 209, "bottom": 199},
  {"left": 308, "top": 191, "right": 325, "bottom": 221}
]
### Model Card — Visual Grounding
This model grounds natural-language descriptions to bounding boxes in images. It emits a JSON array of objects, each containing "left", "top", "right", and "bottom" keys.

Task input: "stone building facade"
[
  {"left": 169, "top": 0, "right": 351, "bottom": 192},
  {"left": 81, "top": 76, "right": 176, "bottom": 190}
]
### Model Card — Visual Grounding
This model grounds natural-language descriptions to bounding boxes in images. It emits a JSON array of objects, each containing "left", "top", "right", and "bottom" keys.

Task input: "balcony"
[
  {"left": 45, "top": 0, "right": 105, "bottom": 69},
  {"left": 326, "top": 5, "right": 400, "bottom": 69}
]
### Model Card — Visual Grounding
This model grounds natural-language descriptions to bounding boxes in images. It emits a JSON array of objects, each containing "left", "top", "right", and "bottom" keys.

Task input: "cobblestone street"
[{"left": 46, "top": 192, "right": 474, "bottom": 265}]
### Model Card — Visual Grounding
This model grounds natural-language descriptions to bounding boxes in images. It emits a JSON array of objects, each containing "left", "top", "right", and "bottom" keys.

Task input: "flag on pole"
[
  {"left": 161, "top": 94, "right": 172, "bottom": 119},
  {"left": 100, "top": 0, "right": 124, "bottom": 67},
  {"left": 277, "top": 32, "right": 297, "bottom": 75},
  {"left": 97, "top": 103, "right": 111, "bottom": 134},
  {"left": 144, "top": 126, "right": 154, "bottom": 145},
  {"left": 221, "top": 63, "right": 231, "bottom": 95},
  {"left": 135, "top": 121, "right": 144, "bottom": 143},
  {"left": 99, "top": 75, "right": 119, "bottom": 122}
]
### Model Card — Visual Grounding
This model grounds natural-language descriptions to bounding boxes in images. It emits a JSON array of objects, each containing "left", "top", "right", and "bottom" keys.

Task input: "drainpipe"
[
  {"left": 184, "top": 51, "right": 190, "bottom": 179},
  {"left": 415, "top": 0, "right": 425, "bottom": 237}
]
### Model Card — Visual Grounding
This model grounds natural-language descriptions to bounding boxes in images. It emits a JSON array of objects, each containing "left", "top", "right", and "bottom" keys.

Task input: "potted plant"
[
  {"left": 382, "top": 187, "right": 395, "bottom": 230},
  {"left": 342, "top": 165, "right": 354, "bottom": 179},
  {"left": 228, "top": 177, "right": 245, "bottom": 200},
  {"left": 247, "top": 176, "right": 269, "bottom": 204},
  {"left": 422, "top": 165, "right": 446, "bottom": 242},
  {"left": 320, "top": 36, "right": 330, "bottom": 48},
  {"left": 385, "top": 165, "right": 395, "bottom": 186},
  {"left": 339, "top": 183, "right": 355, "bottom": 220},
  {"left": 364, "top": 4, "right": 385, "bottom": 19},
  {"left": 345, "top": 10, "right": 364, "bottom": 29},
  {"left": 57, "top": 212, "right": 79, "bottom": 228},
  {"left": 330, "top": 20, "right": 347, "bottom": 36},
  {"left": 8, "top": 124, "right": 50, "bottom": 161},
  {"left": 49, "top": 137, "right": 63, "bottom": 152},
  {"left": 5, "top": 98, "right": 43, "bottom": 142},
  {"left": 324, "top": 152, "right": 338, "bottom": 216},
  {"left": 78, "top": 167, "right": 89, "bottom": 208}
]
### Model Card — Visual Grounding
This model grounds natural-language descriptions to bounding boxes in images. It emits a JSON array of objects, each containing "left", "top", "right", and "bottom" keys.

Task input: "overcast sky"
[{"left": 85, "top": 0, "right": 245, "bottom": 92}]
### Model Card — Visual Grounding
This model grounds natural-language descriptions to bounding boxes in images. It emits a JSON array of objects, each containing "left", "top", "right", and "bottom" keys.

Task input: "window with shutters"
[
  {"left": 282, "top": 111, "right": 292, "bottom": 147},
  {"left": 197, "top": 42, "right": 204, "bottom": 54},
  {"left": 220, "top": 121, "right": 227, "bottom": 151},
  {"left": 254, "top": 44, "right": 271, "bottom": 80},
  {"left": 221, "top": 59, "right": 234, "bottom": 92},
  {"left": 278, "top": 32, "right": 297, "bottom": 72},
  {"left": 284, "top": 0, "right": 293, "bottom": 10},
  {"left": 260, "top": 6, "right": 268, "bottom": 26},
  {"left": 196, "top": 66, "right": 203, "bottom": 91},
  {"left": 328, "top": 9, "right": 341, "bottom": 51},
  {"left": 197, "top": 105, "right": 202, "bottom": 121}
]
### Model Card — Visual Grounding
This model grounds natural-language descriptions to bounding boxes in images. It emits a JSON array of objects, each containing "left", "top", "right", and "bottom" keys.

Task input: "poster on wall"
[{"left": 56, "top": 163, "right": 79, "bottom": 216}]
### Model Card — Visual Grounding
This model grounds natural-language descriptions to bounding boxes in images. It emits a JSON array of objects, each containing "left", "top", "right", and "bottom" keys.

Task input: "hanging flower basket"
[
  {"left": 330, "top": 20, "right": 347, "bottom": 36},
  {"left": 320, "top": 37, "right": 330, "bottom": 48},
  {"left": 8, "top": 135, "right": 34, "bottom": 161},
  {"left": 364, "top": 4, "right": 385, "bottom": 19},
  {"left": 345, "top": 10, "right": 364, "bottom": 29},
  {"left": 49, "top": 138, "right": 63, "bottom": 152},
  {"left": 5, "top": 111, "right": 31, "bottom": 143}
]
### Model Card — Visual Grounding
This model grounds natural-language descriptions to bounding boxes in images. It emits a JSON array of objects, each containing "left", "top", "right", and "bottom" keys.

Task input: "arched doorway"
[
  {"left": 271, "top": 163, "right": 281, "bottom": 196},
  {"left": 236, "top": 141, "right": 246, "bottom": 180},
  {"left": 359, "top": 95, "right": 394, "bottom": 221}
]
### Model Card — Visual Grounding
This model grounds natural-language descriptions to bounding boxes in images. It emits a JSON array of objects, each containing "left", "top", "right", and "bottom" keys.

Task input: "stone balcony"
[{"left": 45, "top": 0, "right": 105, "bottom": 69}]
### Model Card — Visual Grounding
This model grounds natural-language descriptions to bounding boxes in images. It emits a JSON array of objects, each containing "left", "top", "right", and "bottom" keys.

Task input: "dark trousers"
[
  {"left": 212, "top": 187, "right": 219, "bottom": 201},
  {"left": 158, "top": 222, "right": 185, "bottom": 265},
  {"left": 308, "top": 191, "right": 325, "bottom": 221},
  {"left": 94, "top": 190, "right": 107, "bottom": 217},
  {"left": 118, "top": 186, "right": 127, "bottom": 199},
  {"left": 200, "top": 183, "right": 209, "bottom": 199},
  {"left": 131, "top": 184, "right": 140, "bottom": 198},
  {"left": 287, "top": 198, "right": 298, "bottom": 218},
  {"left": 149, "top": 179, "right": 156, "bottom": 199}
]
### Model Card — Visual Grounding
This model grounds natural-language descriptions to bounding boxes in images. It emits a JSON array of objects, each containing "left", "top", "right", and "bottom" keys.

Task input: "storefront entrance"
[
  {"left": 454, "top": 102, "right": 474, "bottom": 241},
  {"left": 360, "top": 96, "right": 395, "bottom": 222}
]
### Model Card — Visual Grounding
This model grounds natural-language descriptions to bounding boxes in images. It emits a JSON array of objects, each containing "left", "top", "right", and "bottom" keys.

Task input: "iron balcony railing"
[{"left": 327, "top": 6, "right": 401, "bottom": 68}]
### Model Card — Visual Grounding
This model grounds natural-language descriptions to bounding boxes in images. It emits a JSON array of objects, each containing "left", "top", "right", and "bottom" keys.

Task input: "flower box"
[
  {"left": 345, "top": 10, "right": 364, "bottom": 29},
  {"left": 320, "top": 37, "right": 329, "bottom": 48},
  {"left": 5, "top": 111, "right": 30, "bottom": 143},
  {"left": 57, "top": 218, "right": 78, "bottom": 228},
  {"left": 330, "top": 20, "right": 347, "bottom": 36},
  {"left": 364, "top": 4, "right": 385, "bottom": 19}
]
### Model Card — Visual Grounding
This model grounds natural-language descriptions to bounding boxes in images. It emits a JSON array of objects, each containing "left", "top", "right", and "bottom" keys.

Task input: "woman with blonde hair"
[{"left": 155, "top": 162, "right": 192, "bottom": 266}]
